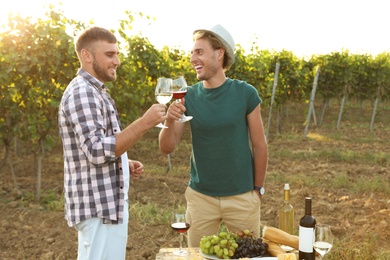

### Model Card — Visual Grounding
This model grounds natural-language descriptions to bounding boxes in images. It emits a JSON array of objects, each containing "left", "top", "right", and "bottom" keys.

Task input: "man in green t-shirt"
[{"left": 159, "top": 24, "right": 268, "bottom": 247}]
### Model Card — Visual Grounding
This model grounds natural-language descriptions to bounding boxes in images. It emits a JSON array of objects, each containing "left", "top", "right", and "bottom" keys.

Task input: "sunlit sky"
[{"left": 1, "top": 0, "right": 390, "bottom": 58}]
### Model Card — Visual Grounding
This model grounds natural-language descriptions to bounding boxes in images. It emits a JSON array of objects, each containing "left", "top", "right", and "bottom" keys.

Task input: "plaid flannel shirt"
[{"left": 58, "top": 69, "right": 125, "bottom": 227}]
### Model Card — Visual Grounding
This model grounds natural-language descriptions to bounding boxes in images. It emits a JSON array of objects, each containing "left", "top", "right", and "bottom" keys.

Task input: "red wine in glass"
[
  {"left": 171, "top": 222, "right": 191, "bottom": 233},
  {"left": 172, "top": 90, "right": 187, "bottom": 100},
  {"left": 172, "top": 76, "right": 192, "bottom": 122},
  {"left": 170, "top": 211, "right": 190, "bottom": 256}
]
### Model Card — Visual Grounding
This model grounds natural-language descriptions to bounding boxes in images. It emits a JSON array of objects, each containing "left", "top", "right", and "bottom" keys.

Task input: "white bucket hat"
[{"left": 193, "top": 24, "right": 235, "bottom": 67}]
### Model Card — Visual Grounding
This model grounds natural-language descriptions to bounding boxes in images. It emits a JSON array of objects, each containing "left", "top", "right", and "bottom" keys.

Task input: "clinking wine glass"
[
  {"left": 313, "top": 224, "right": 334, "bottom": 259},
  {"left": 171, "top": 76, "right": 193, "bottom": 122},
  {"left": 170, "top": 209, "right": 191, "bottom": 256},
  {"left": 155, "top": 77, "right": 173, "bottom": 128}
]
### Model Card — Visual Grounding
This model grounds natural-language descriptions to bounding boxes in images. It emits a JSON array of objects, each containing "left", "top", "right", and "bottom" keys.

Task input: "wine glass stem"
[
  {"left": 179, "top": 233, "right": 184, "bottom": 252},
  {"left": 176, "top": 99, "right": 186, "bottom": 120}
]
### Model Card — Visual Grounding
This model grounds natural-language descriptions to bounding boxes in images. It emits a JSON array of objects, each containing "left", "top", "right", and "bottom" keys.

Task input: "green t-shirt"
[{"left": 185, "top": 78, "right": 262, "bottom": 196}]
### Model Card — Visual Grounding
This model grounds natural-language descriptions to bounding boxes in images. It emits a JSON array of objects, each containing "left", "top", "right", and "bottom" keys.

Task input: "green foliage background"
[{"left": 1, "top": 6, "right": 389, "bottom": 167}]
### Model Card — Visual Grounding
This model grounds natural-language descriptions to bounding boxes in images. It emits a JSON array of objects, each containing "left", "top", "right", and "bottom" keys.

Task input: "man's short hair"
[{"left": 75, "top": 27, "right": 117, "bottom": 56}]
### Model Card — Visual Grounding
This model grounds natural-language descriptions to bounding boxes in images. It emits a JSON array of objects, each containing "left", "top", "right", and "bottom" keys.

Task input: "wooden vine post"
[
  {"left": 266, "top": 62, "right": 280, "bottom": 141},
  {"left": 370, "top": 86, "right": 381, "bottom": 131},
  {"left": 337, "top": 85, "right": 348, "bottom": 130},
  {"left": 304, "top": 66, "right": 320, "bottom": 139}
]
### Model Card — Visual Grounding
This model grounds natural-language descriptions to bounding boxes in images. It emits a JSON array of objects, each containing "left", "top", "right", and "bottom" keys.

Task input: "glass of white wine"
[
  {"left": 313, "top": 224, "right": 333, "bottom": 259},
  {"left": 155, "top": 77, "right": 173, "bottom": 128}
]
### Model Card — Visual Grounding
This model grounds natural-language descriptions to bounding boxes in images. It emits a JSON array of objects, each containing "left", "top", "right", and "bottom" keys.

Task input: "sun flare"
[
  {"left": 1, "top": 0, "right": 389, "bottom": 57},
  {"left": 0, "top": 0, "right": 57, "bottom": 30}
]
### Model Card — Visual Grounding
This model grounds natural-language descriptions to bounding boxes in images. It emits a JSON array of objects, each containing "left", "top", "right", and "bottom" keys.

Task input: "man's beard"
[
  {"left": 197, "top": 63, "right": 218, "bottom": 81},
  {"left": 92, "top": 59, "right": 116, "bottom": 82}
]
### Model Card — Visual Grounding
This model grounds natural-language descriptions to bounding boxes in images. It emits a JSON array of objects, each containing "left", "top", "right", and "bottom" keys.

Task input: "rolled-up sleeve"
[{"left": 62, "top": 82, "right": 117, "bottom": 165}]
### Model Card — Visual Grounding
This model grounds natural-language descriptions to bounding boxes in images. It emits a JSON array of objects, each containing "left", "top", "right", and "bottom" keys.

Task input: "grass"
[
  {"left": 129, "top": 202, "right": 171, "bottom": 225},
  {"left": 271, "top": 143, "right": 390, "bottom": 166},
  {"left": 329, "top": 235, "right": 390, "bottom": 260},
  {"left": 269, "top": 169, "right": 390, "bottom": 195},
  {"left": 330, "top": 173, "right": 390, "bottom": 194}
]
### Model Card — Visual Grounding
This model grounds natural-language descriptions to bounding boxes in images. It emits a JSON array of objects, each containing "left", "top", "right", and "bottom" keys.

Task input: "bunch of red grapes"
[{"left": 232, "top": 229, "right": 269, "bottom": 258}]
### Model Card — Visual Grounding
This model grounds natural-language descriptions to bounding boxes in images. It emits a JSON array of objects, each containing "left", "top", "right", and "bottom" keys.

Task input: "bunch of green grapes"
[{"left": 200, "top": 231, "right": 239, "bottom": 259}]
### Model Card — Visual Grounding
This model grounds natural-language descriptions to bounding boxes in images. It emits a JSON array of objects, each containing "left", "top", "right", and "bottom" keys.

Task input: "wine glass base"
[
  {"left": 172, "top": 249, "right": 189, "bottom": 256},
  {"left": 155, "top": 123, "right": 168, "bottom": 128},
  {"left": 177, "top": 116, "right": 193, "bottom": 123}
]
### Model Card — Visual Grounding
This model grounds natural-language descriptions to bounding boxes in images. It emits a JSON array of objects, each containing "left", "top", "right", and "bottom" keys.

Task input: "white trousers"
[{"left": 75, "top": 201, "right": 129, "bottom": 260}]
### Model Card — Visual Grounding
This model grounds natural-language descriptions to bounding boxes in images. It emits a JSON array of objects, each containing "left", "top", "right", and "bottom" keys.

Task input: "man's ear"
[
  {"left": 218, "top": 48, "right": 225, "bottom": 62},
  {"left": 81, "top": 49, "right": 93, "bottom": 63}
]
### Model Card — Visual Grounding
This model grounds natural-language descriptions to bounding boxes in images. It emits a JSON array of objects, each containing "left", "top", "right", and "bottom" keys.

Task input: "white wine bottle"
[
  {"left": 278, "top": 183, "right": 294, "bottom": 235},
  {"left": 299, "top": 197, "right": 316, "bottom": 260}
]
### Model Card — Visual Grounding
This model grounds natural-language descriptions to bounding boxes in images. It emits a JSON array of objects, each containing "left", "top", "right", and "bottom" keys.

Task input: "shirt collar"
[{"left": 77, "top": 68, "right": 106, "bottom": 91}]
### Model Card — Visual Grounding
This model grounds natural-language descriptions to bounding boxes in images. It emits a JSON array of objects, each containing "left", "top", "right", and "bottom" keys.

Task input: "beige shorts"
[{"left": 185, "top": 186, "right": 261, "bottom": 247}]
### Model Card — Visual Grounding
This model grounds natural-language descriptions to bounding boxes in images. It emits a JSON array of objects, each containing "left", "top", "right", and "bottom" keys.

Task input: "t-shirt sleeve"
[{"left": 246, "top": 83, "right": 262, "bottom": 115}]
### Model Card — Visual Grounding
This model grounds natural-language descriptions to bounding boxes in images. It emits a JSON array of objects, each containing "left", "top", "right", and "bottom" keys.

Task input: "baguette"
[
  {"left": 266, "top": 240, "right": 286, "bottom": 256},
  {"left": 262, "top": 226, "right": 299, "bottom": 250}
]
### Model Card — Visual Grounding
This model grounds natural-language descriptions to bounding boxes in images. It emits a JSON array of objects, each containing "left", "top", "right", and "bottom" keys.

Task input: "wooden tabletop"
[
  {"left": 156, "top": 247, "right": 309, "bottom": 260},
  {"left": 156, "top": 247, "right": 203, "bottom": 260}
]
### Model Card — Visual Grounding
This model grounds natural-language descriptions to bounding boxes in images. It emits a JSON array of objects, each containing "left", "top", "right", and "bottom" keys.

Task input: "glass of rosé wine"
[
  {"left": 170, "top": 209, "right": 191, "bottom": 256},
  {"left": 171, "top": 76, "right": 192, "bottom": 122}
]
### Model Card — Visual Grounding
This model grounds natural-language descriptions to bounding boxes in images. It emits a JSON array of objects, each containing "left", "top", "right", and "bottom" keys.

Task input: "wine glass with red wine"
[
  {"left": 172, "top": 76, "right": 193, "bottom": 122},
  {"left": 170, "top": 209, "right": 191, "bottom": 256}
]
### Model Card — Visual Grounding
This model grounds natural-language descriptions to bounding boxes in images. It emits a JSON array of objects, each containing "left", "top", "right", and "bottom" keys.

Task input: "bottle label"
[{"left": 299, "top": 226, "right": 314, "bottom": 252}]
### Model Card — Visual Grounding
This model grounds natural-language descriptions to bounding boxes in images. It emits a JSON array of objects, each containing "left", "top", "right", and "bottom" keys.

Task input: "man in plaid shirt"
[{"left": 58, "top": 27, "right": 167, "bottom": 259}]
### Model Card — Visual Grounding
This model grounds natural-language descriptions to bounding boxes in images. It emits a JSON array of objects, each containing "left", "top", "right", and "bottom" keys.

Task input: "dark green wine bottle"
[{"left": 298, "top": 197, "right": 316, "bottom": 260}]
